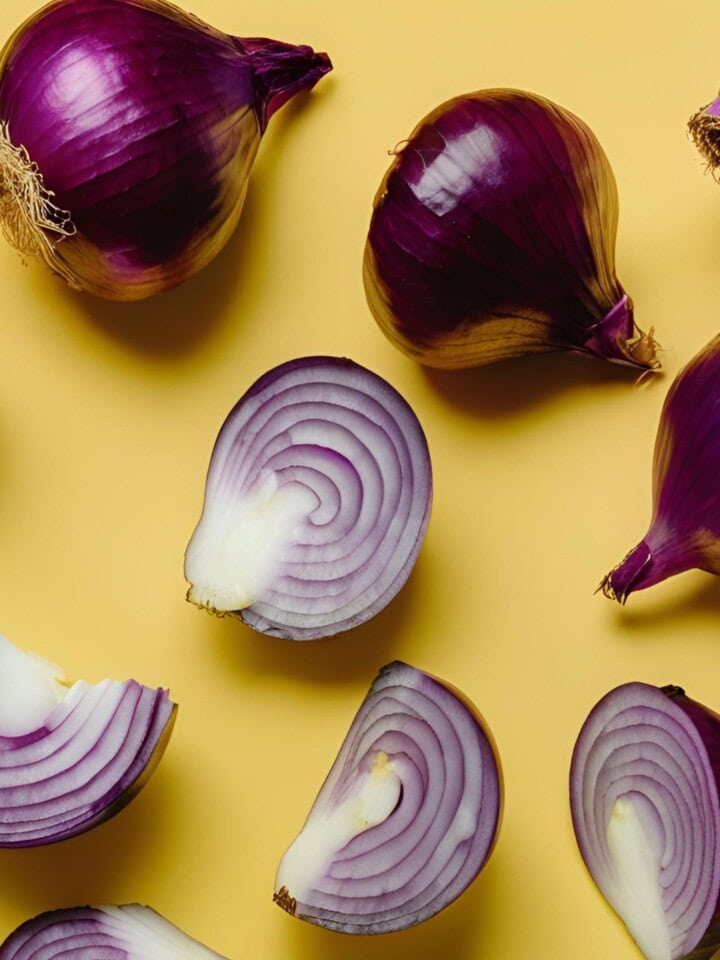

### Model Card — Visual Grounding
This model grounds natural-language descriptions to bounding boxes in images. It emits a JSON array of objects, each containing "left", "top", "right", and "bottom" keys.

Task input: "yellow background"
[{"left": 0, "top": 0, "right": 718, "bottom": 958}]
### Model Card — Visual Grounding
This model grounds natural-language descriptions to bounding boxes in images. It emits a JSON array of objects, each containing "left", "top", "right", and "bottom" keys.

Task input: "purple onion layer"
[
  {"left": 364, "top": 89, "right": 657, "bottom": 371},
  {"left": 184, "top": 357, "right": 433, "bottom": 641},
  {"left": 0, "top": 0, "right": 331, "bottom": 298},
  {"left": 273, "top": 661, "right": 503, "bottom": 934},
  {"left": 601, "top": 335, "right": 720, "bottom": 602},
  {"left": 570, "top": 682, "right": 720, "bottom": 960},
  {"left": 0, "top": 905, "right": 227, "bottom": 960}
]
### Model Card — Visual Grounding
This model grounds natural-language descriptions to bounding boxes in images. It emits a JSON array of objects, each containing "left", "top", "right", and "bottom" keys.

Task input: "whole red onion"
[
  {"left": 0, "top": 0, "right": 331, "bottom": 299},
  {"left": 364, "top": 89, "right": 658, "bottom": 372},
  {"left": 601, "top": 334, "right": 720, "bottom": 603}
]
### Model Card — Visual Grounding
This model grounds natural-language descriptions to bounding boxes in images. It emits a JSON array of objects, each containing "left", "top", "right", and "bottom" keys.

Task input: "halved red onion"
[
  {"left": 0, "top": 634, "right": 176, "bottom": 847},
  {"left": 273, "top": 661, "right": 503, "bottom": 933},
  {"left": 570, "top": 682, "right": 720, "bottom": 960},
  {"left": 0, "top": 905, "right": 227, "bottom": 960},
  {"left": 184, "top": 357, "right": 433, "bottom": 641}
]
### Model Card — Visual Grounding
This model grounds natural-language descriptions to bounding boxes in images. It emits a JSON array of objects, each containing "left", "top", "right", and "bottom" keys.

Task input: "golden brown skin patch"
[{"left": 273, "top": 886, "right": 297, "bottom": 916}]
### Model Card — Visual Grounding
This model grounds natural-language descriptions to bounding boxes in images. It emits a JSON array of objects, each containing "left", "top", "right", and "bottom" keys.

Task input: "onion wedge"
[
  {"left": 0, "top": 635, "right": 176, "bottom": 847},
  {"left": 274, "top": 661, "right": 503, "bottom": 933}
]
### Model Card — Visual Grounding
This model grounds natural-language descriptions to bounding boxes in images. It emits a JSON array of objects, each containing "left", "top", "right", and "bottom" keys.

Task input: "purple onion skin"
[
  {"left": 0, "top": 0, "right": 331, "bottom": 299},
  {"left": 601, "top": 335, "right": 720, "bottom": 602},
  {"left": 364, "top": 89, "right": 657, "bottom": 371}
]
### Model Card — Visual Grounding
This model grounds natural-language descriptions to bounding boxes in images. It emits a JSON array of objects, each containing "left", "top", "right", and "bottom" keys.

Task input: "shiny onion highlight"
[
  {"left": 0, "top": 634, "right": 175, "bottom": 847},
  {"left": 364, "top": 89, "right": 658, "bottom": 371},
  {"left": 0, "top": 905, "right": 227, "bottom": 960},
  {"left": 274, "top": 661, "right": 503, "bottom": 934},
  {"left": 184, "top": 357, "right": 432, "bottom": 641},
  {"left": 570, "top": 682, "right": 720, "bottom": 960},
  {"left": 0, "top": 0, "right": 331, "bottom": 299},
  {"left": 601, "top": 335, "right": 720, "bottom": 603}
]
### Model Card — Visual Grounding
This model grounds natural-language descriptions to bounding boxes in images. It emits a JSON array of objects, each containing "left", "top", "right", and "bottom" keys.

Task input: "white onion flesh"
[
  {"left": 0, "top": 635, "right": 176, "bottom": 847},
  {"left": 274, "top": 661, "right": 503, "bottom": 934},
  {"left": 570, "top": 682, "right": 720, "bottom": 960},
  {"left": 0, "top": 905, "right": 227, "bottom": 960},
  {"left": 185, "top": 357, "right": 432, "bottom": 640}
]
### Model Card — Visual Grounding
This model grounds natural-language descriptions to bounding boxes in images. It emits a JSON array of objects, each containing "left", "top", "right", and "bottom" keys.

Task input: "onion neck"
[
  {"left": 235, "top": 38, "right": 332, "bottom": 131},
  {"left": 689, "top": 96, "right": 720, "bottom": 173},
  {"left": 600, "top": 527, "right": 699, "bottom": 603},
  {"left": 581, "top": 295, "right": 659, "bottom": 371}
]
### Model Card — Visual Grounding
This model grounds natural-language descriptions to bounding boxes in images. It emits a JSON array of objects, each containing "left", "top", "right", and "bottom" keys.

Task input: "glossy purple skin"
[
  {"left": 366, "top": 90, "right": 642, "bottom": 367},
  {"left": 602, "top": 336, "right": 720, "bottom": 601},
  {"left": 0, "top": 0, "right": 330, "bottom": 276}
]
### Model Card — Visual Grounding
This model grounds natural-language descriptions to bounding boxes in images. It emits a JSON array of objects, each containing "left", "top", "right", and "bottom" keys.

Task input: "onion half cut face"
[
  {"left": 0, "top": 905, "right": 227, "bottom": 960},
  {"left": 274, "top": 661, "right": 503, "bottom": 933},
  {"left": 0, "top": 635, "right": 176, "bottom": 847},
  {"left": 185, "top": 357, "right": 433, "bottom": 640},
  {"left": 570, "top": 682, "right": 720, "bottom": 960}
]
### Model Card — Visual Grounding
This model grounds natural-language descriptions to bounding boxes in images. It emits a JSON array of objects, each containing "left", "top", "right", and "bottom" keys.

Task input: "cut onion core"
[
  {"left": 274, "top": 661, "right": 503, "bottom": 934},
  {"left": 570, "top": 682, "right": 720, "bottom": 960}
]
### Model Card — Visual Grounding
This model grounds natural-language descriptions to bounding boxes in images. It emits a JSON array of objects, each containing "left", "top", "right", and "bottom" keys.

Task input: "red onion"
[
  {"left": 0, "top": 905, "right": 226, "bottom": 960},
  {"left": 570, "top": 682, "right": 720, "bottom": 960},
  {"left": 273, "top": 661, "right": 503, "bottom": 934},
  {"left": 0, "top": 634, "right": 175, "bottom": 847},
  {"left": 600, "top": 335, "right": 720, "bottom": 603},
  {"left": 184, "top": 357, "right": 432, "bottom": 641},
  {"left": 364, "top": 89, "right": 658, "bottom": 371},
  {"left": 0, "top": 0, "right": 331, "bottom": 300}
]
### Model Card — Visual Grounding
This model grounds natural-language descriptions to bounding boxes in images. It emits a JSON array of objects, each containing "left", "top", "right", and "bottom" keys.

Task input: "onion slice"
[
  {"left": 184, "top": 357, "right": 433, "bottom": 641},
  {"left": 0, "top": 635, "right": 176, "bottom": 847},
  {"left": 273, "top": 661, "right": 503, "bottom": 933},
  {"left": 570, "top": 682, "right": 720, "bottom": 960},
  {"left": 0, "top": 905, "right": 227, "bottom": 960}
]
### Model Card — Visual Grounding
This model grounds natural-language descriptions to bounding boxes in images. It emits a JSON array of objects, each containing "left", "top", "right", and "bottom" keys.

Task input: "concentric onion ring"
[
  {"left": 0, "top": 635, "right": 176, "bottom": 847},
  {"left": 184, "top": 357, "right": 432, "bottom": 640},
  {"left": 0, "top": 905, "right": 227, "bottom": 960},
  {"left": 570, "top": 682, "right": 720, "bottom": 960},
  {"left": 273, "top": 661, "right": 503, "bottom": 933}
]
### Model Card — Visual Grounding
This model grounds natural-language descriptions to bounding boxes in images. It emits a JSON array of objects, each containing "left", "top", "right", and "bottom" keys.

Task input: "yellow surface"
[{"left": 0, "top": 1, "right": 718, "bottom": 958}]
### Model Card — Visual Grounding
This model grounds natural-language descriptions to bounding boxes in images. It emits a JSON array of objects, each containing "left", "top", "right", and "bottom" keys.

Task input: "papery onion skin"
[
  {"left": 364, "top": 89, "right": 657, "bottom": 371},
  {"left": 688, "top": 97, "right": 720, "bottom": 174},
  {"left": 0, "top": 0, "right": 331, "bottom": 300},
  {"left": 570, "top": 682, "right": 720, "bottom": 960},
  {"left": 0, "top": 905, "right": 228, "bottom": 960},
  {"left": 184, "top": 357, "right": 432, "bottom": 641},
  {"left": 601, "top": 335, "right": 720, "bottom": 603},
  {"left": 273, "top": 660, "right": 503, "bottom": 934},
  {"left": 0, "top": 636, "right": 176, "bottom": 847}
]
